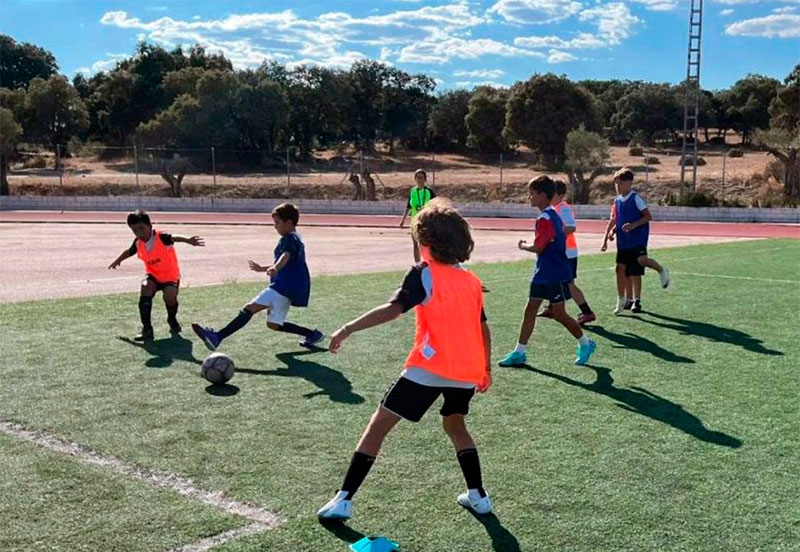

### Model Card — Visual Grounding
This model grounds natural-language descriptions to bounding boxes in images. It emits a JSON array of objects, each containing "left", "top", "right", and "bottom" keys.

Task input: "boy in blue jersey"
[
  {"left": 601, "top": 168, "right": 670, "bottom": 315},
  {"left": 192, "top": 203, "right": 323, "bottom": 350},
  {"left": 499, "top": 176, "right": 597, "bottom": 367}
]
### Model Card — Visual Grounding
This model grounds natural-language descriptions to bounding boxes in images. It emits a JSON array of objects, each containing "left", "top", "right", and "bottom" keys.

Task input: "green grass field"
[{"left": 1, "top": 239, "right": 798, "bottom": 552}]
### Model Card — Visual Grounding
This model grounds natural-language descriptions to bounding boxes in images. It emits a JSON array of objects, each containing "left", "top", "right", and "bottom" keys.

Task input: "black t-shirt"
[
  {"left": 127, "top": 232, "right": 174, "bottom": 255},
  {"left": 389, "top": 263, "right": 487, "bottom": 322}
]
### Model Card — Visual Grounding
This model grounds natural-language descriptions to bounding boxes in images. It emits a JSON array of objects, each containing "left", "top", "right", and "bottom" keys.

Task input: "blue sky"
[{"left": 1, "top": 0, "right": 798, "bottom": 91}]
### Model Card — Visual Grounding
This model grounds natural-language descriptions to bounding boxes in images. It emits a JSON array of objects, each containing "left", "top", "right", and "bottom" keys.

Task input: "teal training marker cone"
[{"left": 350, "top": 536, "right": 399, "bottom": 552}]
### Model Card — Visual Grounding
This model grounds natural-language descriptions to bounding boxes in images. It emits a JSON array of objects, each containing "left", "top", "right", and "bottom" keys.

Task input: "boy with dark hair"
[
  {"left": 192, "top": 203, "right": 323, "bottom": 350},
  {"left": 498, "top": 176, "right": 597, "bottom": 367},
  {"left": 108, "top": 209, "right": 205, "bottom": 341},
  {"left": 601, "top": 168, "right": 670, "bottom": 314},
  {"left": 399, "top": 168, "right": 436, "bottom": 263},
  {"left": 318, "top": 198, "right": 493, "bottom": 520},
  {"left": 538, "top": 180, "right": 596, "bottom": 325}
]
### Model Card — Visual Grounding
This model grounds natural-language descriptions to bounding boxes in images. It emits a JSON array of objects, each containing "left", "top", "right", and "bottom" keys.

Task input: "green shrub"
[
  {"left": 628, "top": 146, "right": 644, "bottom": 156},
  {"left": 728, "top": 148, "right": 743, "bottom": 158}
]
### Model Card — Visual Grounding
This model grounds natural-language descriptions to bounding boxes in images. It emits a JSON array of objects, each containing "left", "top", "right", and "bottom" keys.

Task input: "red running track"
[{"left": 1, "top": 210, "right": 798, "bottom": 238}]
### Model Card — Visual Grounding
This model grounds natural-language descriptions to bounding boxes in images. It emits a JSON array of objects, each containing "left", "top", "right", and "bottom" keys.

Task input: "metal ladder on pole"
[{"left": 680, "top": 0, "right": 703, "bottom": 197}]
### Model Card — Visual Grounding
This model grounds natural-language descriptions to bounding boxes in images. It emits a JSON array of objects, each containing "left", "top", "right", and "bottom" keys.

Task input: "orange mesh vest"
[
  {"left": 404, "top": 260, "right": 486, "bottom": 384},
  {"left": 555, "top": 201, "right": 578, "bottom": 251},
  {"left": 137, "top": 230, "right": 180, "bottom": 282}
]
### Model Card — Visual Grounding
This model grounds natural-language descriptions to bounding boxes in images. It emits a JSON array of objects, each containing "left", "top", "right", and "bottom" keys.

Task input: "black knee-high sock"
[
  {"left": 166, "top": 303, "right": 179, "bottom": 325},
  {"left": 274, "top": 321, "right": 314, "bottom": 338},
  {"left": 456, "top": 448, "right": 486, "bottom": 497},
  {"left": 578, "top": 302, "right": 593, "bottom": 315},
  {"left": 340, "top": 452, "right": 376, "bottom": 499},
  {"left": 139, "top": 296, "right": 153, "bottom": 328},
  {"left": 218, "top": 309, "right": 253, "bottom": 339}
]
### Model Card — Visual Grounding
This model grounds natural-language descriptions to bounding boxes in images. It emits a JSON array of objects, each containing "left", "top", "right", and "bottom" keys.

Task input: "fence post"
[
  {"left": 133, "top": 144, "right": 139, "bottom": 189},
  {"left": 500, "top": 152, "right": 503, "bottom": 186},
  {"left": 645, "top": 155, "right": 649, "bottom": 185},
  {"left": 721, "top": 149, "right": 728, "bottom": 201},
  {"left": 431, "top": 152, "right": 436, "bottom": 187},
  {"left": 211, "top": 147, "right": 217, "bottom": 188},
  {"left": 56, "top": 143, "right": 63, "bottom": 189}
]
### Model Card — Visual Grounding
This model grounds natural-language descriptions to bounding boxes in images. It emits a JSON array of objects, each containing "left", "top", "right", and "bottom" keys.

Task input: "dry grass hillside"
[{"left": 7, "top": 142, "right": 788, "bottom": 207}]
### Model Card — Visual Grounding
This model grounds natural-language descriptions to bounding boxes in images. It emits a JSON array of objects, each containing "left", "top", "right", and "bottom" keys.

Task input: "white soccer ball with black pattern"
[{"left": 201, "top": 352, "right": 235, "bottom": 384}]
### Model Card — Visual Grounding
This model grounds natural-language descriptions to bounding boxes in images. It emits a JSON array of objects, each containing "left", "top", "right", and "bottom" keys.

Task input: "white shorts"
[{"left": 251, "top": 288, "right": 291, "bottom": 325}]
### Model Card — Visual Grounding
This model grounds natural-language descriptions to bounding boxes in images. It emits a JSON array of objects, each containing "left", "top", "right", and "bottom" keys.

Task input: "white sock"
[
  {"left": 514, "top": 343, "right": 526, "bottom": 354},
  {"left": 578, "top": 335, "right": 591, "bottom": 347},
  {"left": 618, "top": 295, "right": 627, "bottom": 302}
]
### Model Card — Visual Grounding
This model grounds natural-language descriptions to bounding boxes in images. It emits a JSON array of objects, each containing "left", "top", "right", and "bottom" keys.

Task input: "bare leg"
[
  {"left": 638, "top": 255, "right": 663, "bottom": 273},
  {"left": 355, "top": 406, "right": 402, "bottom": 457},
  {"left": 443, "top": 414, "right": 476, "bottom": 451},
  {"left": 631, "top": 275, "right": 642, "bottom": 300},
  {"left": 569, "top": 282, "right": 586, "bottom": 306},
  {"left": 615, "top": 264, "right": 628, "bottom": 297},
  {"left": 412, "top": 236, "right": 421, "bottom": 263},
  {"left": 551, "top": 301, "right": 583, "bottom": 339},
  {"left": 517, "top": 298, "right": 543, "bottom": 345}
]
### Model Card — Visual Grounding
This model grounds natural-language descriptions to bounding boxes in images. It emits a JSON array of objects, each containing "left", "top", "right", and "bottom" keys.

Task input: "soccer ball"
[{"left": 201, "top": 352, "right": 235, "bottom": 384}]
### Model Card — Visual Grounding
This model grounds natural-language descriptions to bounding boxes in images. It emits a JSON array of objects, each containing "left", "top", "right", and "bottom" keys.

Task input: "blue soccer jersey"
[
  {"left": 614, "top": 191, "right": 650, "bottom": 249},
  {"left": 532, "top": 207, "right": 572, "bottom": 285},
  {"left": 270, "top": 232, "right": 310, "bottom": 306}
]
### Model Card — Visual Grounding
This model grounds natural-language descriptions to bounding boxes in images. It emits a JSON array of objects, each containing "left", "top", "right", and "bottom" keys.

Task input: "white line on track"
[{"left": 0, "top": 420, "right": 284, "bottom": 549}]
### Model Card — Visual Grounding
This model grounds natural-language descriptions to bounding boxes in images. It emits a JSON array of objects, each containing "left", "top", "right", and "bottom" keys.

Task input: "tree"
[
  {"left": 505, "top": 75, "right": 598, "bottom": 167},
  {"left": 0, "top": 107, "right": 22, "bottom": 194},
  {"left": 428, "top": 90, "right": 471, "bottom": 151},
  {"left": 465, "top": 86, "right": 509, "bottom": 153},
  {"left": 346, "top": 60, "right": 390, "bottom": 150},
  {"left": 725, "top": 74, "right": 780, "bottom": 144},
  {"left": 755, "top": 65, "right": 800, "bottom": 200},
  {"left": 381, "top": 68, "right": 435, "bottom": 152},
  {"left": 0, "top": 35, "right": 58, "bottom": 89},
  {"left": 611, "top": 84, "right": 682, "bottom": 145},
  {"left": 564, "top": 125, "right": 610, "bottom": 204},
  {"left": 24, "top": 76, "right": 89, "bottom": 157}
]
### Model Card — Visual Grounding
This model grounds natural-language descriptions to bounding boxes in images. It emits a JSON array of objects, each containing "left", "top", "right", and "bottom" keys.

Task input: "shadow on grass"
[
  {"left": 465, "top": 510, "right": 521, "bottom": 552},
  {"left": 117, "top": 334, "right": 202, "bottom": 368},
  {"left": 205, "top": 383, "right": 240, "bottom": 396},
  {"left": 319, "top": 519, "right": 367, "bottom": 545},
  {"left": 584, "top": 325, "right": 695, "bottom": 363},
  {"left": 635, "top": 312, "right": 783, "bottom": 356},
  {"left": 522, "top": 364, "right": 742, "bottom": 448},
  {"left": 236, "top": 350, "right": 365, "bottom": 405}
]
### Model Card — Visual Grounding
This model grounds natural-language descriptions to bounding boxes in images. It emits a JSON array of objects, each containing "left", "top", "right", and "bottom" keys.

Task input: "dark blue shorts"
[
  {"left": 569, "top": 257, "right": 578, "bottom": 280},
  {"left": 616, "top": 247, "right": 647, "bottom": 277},
  {"left": 529, "top": 281, "right": 572, "bottom": 303}
]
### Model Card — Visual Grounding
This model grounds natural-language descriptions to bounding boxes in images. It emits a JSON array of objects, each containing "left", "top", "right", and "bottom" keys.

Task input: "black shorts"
[
  {"left": 569, "top": 257, "right": 578, "bottom": 281},
  {"left": 143, "top": 274, "right": 180, "bottom": 291},
  {"left": 381, "top": 376, "right": 475, "bottom": 422},
  {"left": 529, "top": 281, "right": 572, "bottom": 304},
  {"left": 616, "top": 247, "right": 647, "bottom": 277}
]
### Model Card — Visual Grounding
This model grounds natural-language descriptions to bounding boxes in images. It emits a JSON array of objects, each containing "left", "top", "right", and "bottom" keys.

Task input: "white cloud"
[
  {"left": 714, "top": 0, "right": 799, "bottom": 4},
  {"left": 773, "top": 6, "right": 797, "bottom": 13},
  {"left": 487, "top": 0, "right": 583, "bottom": 24},
  {"left": 453, "top": 68, "right": 505, "bottom": 78},
  {"left": 579, "top": 2, "right": 640, "bottom": 46},
  {"left": 547, "top": 49, "right": 578, "bottom": 63},
  {"left": 75, "top": 53, "right": 130, "bottom": 75},
  {"left": 725, "top": 14, "right": 800, "bottom": 38},
  {"left": 720, "top": 9, "right": 735, "bottom": 16},
  {"left": 454, "top": 80, "right": 508, "bottom": 89},
  {"left": 629, "top": 0, "right": 678, "bottom": 11},
  {"left": 515, "top": 32, "right": 605, "bottom": 49},
  {"left": 398, "top": 35, "right": 545, "bottom": 63}
]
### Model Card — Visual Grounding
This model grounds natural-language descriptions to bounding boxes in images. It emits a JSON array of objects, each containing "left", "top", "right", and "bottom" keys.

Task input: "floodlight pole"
[{"left": 680, "top": 0, "right": 704, "bottom": 198}]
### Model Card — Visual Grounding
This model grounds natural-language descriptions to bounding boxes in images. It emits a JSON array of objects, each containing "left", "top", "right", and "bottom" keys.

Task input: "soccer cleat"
[
  {"left": 660, "top": 267, "right": 671, "bottom": 289},
  {"left": 457, "top": 490, "right": 493, "bottom": 515},
  {"left": 630, "top": 300, "right": 643, "bottom": 314},
  {"left": 133, "top": 326, "right": 154, "bottom": 342},
  {"left": 498, "top": 350, "right": 526, "bottom": 367},
  {"left": 574, "top": 339, "right": 597, "bottom": 366},
  {"left": 576, "top": 312, "right": 596, "bottom": 325},
  {"left": 169, "top": 321, "right": 182, "bottom": 334},
  {"left": 624, "top": 300, "right": 633, "bottom": 310},
  {"left": 300, "top": 329, "right": 325, "bottom": 349},
  {"left": 538, "top": 305, "right": 554, "bottom": 318},
  {"left": 613, "top": 298, "right": 627, "bottom": 315},
  {"left": 192, "top": 323, "right": 221, "bottom": 351},
  {"left": 317, "top": 490, "right": 352, "bottom": 520}
]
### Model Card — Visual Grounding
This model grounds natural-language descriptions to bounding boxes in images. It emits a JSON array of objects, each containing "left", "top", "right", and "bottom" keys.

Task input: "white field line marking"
[
  {"left": 169, "top": 522, "right": 270, "bottom": 552},
  {"left": 0, "top": 420, "right": 284, "bottom": 546},
  {"left": 670, "top": 272, "right": 800, "bottom": 285}
]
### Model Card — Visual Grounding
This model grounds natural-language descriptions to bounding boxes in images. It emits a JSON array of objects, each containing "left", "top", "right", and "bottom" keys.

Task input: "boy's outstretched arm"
[
  {"left": 329, "top": 302, "right": 405, "bottom": 353},
  {"left": 108, "top": 249, "right": 134, "bottom": 270},
  {"left": 171, "top": 234, "right": 205, "bottom": 246},
  {"left": 399, "top": 205, "right": 409, "bottom": 228}
]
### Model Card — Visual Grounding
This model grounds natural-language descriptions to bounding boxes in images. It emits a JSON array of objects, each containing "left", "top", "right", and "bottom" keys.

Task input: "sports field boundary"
[
  {"left": 0, "top": 420, "right": 284, "bottom": 550},
  {"left": 2, "top": 195, "right": 799, "bottom": 223}
]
